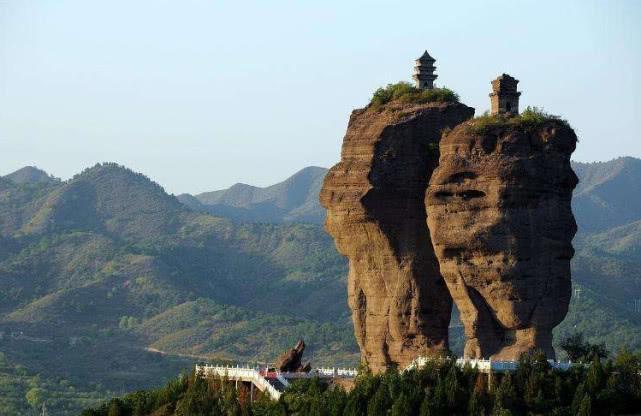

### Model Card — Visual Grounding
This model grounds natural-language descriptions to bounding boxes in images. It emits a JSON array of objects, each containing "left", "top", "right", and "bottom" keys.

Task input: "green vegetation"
[
  {"left": 465, "top": 106, "right": 571, "bottom": 134},
  {"left": 560, "top": 333, "right": 608, "bottom": 362},
  {"left": 3, "top": 159, "right": 641, "bottom": 413},
  {"left": 82, "top": 349, "right": 641, "bottom": 416},
  {"left": 0, "top": 352, "right": 111, "bottom": 415},
  {"left": 0, "top": 163, "right": 355, "bottom": 414},
  {"left": 369, "top": 82, "right": 459, "bottom": 109}
]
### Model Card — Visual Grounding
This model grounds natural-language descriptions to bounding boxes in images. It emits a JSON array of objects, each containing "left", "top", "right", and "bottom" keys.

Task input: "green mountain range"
[
  {"left": 1, "top": 158, "right": 641, "bottom": 414},
  {"left": 177, "top": 166, "right": 327, "bottom": 224}
]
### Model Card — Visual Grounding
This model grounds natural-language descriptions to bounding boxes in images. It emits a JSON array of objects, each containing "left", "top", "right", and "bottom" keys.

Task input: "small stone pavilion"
[
  {"left": 413, "top": 50, "right": 437, "bottom": 90},
  {"left": 489, "top": 74, "right": 521, "bottom": 115}
]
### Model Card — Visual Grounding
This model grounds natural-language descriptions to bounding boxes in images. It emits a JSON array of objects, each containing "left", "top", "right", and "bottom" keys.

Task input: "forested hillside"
[
  {"left": 1, "top": 158, "right": 641, "bottom": 414},
  {"left": 0, "top": 163, "right": 355, "bottom": 415}
]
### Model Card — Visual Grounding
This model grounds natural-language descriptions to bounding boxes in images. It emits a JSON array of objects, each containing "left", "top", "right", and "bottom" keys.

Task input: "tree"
[
  {"left": 586, "top": 356, "right": 605, "bottom": 394},
  {"left": 325, "top": 386, "right": 347, "bottom": 416},
  {"left": 468, "top": 374, "right": 487, "bottom": 416},
  {"left": 390, "top": 393, "right": 411, "bottom": 416},
  {"left": 25, "top": 387, "right": 44, "bottom": 409},
  {"left": 560, "top": 333, "right": 607, "bottom": 362},
  {"left": 577, "top": 395, "right": 592, "bottom": 416},
  {"left": 571, "top": 382, "right": 587, "bottom": 415},
  {"left": 107, "top": 399, "right": 124, "bottom": 416},
  {"left": 444, "top": 365, "right": 465, "bottom": 411},
  {"left": 493, "top": 374, "right": 516, "bottom": 415},
  {"left": 366, "top": 382, "right": 391, "bottom": 416},
  {"left": 419, "top": 390, "right": 433, "bottom": 416}
]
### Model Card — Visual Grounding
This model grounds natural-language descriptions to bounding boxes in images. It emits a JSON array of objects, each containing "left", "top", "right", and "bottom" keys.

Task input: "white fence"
[
  {"left": 283, "top": 367, "right": 359, "bottom": 378},
  {"left": 406, "top": 356, "right": 575, "bottom": 373},
  {"left": 196, "top": 364, "right": 284, "bottom": 400},
  {"left": 195, "top": 364, "right": 359, "bottom": 401}
]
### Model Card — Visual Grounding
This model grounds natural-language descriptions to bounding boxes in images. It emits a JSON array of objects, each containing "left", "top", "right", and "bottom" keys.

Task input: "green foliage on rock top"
[
  {"left": 466, "top": 106, "right": 571, "bottom": 134},
  {"left": 369, "top": 82, "right": 459, "bottom": 109}
]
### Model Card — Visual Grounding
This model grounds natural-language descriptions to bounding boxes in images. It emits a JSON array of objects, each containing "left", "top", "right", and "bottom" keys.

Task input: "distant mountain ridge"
[
  {"left": 3, "top": 166, "right": 59, "bottom": 185},
  {"left": 179, "top": 158, "right": 641, "bottom": 231},
  {"left": 572, "top": 157, "right": 641, "bottom": 232},
  {"left": 2, "top": 158, "right": 641, "bottom": 415},
  {"left": 178, "top": 166, "right": 327, "bottom": 224},
  {"left": 175, "top": 156, "right": 641, "bottom": 346},
  {"left": 0, "top": 162, "right": 355, "bottom": 414}
]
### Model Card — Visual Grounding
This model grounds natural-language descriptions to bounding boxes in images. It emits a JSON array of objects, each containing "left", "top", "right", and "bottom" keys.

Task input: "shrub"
[
  {"left": 370, "top": 82, "right": 459, "bottom": 109},
  {"left": 466, "top": 106, "right": 570, "bottom": 134}
]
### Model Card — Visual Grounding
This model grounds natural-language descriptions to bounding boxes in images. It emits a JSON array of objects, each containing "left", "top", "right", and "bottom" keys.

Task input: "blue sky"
[{"left": 1, "top": 0, "right": 640, "bottom": 194}]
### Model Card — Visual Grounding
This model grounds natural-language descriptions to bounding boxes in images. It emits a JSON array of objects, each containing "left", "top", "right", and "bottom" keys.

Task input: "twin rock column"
[{"left": 320, "top": 100, "right": 577, "bottom": 372}]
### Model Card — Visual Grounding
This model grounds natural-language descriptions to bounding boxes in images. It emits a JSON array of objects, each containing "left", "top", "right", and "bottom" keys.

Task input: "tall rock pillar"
[
  {"left": 320, "top": 100, "right": 474, "bottom": 372},
  {"left": 426, "top": 117, "right": 578, "bottom": 360}
]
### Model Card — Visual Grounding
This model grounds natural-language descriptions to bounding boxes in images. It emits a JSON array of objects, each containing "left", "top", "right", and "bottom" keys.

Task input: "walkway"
[{"left": 195, "top": 364, "right": 358, "bottom": 401}]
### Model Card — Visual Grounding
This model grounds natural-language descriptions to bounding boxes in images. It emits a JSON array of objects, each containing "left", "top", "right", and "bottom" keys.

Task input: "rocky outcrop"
[
  {"left": 320, "top": 101, "right": 474, "bottom": 372},
  {"left": 275, "top": 339, "right": 311, "bottom": 372},
  {"left": 426, "top": 119, "right": 578, "bottom": 360}
]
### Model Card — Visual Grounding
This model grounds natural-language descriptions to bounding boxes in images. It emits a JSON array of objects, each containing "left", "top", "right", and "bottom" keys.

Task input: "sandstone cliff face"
[
  {"left": 320, "top": 101, "right": 474, "bottom": 372},
  {"left": 426, "top": 120, "right": 578, "bottom": 360}
]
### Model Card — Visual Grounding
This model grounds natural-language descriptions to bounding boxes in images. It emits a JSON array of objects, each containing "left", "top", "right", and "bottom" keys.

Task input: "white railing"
[
  {"left": 195, "top": 363, "right": 359, "bottom": 401},
  {"left": 405, "top": 356, "right": 576, "bottom": 373},
  {"left": 282, "top": 367, "right": 359, "bottom": 378},
  {"left": 196, "top": 364, "right": 283, "bottom": 400}
]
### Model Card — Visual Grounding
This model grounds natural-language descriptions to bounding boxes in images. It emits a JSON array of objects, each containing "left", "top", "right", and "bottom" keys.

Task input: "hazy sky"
[{"left": 1, "top": 1, "right": 640, "bottom": 194}]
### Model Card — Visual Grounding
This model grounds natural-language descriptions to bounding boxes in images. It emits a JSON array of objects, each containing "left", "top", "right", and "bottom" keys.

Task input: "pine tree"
[
  {"left": 444, "top": 365, "right": 464, "bottom": 412},
  {"left": 571, "top": 382, "right": 587, "bottom": 415},
  {"left": 577, "top": 394, "right": 592, "bottom": 416},
  {"left": 390, "top": 392, "right": 412, "bottom": 416},
  {"left": 586, "top": 355, "right": 605, "bottom": 394},
  {"left": 309, "top": 396, "right": 327, "bottom": 416},
  {"left": 492, "top": 374, "right": 516, "bottom": 415},
  {"left": 419, "top": 392, "right": 432, "bottom": 416},
  {"left": 367, "top": 382, "right": 391, "bottom": 416},
  {"left": 326, "top": 386, "right": 347, "bottom": 416},
  {"left": 467, "top": 374, "right": 487, "bottom": 416},
  {"left": 106, "top": 400, "right": 123, "bottom": 416}
]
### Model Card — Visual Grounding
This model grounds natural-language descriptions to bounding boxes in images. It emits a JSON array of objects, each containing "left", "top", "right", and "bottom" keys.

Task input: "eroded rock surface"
[
  {"left": 320, "top": 101, "right": 474, "bottom": 372},
  {"left": 426, "top": 120, "right": 578, "bottom": 360}
]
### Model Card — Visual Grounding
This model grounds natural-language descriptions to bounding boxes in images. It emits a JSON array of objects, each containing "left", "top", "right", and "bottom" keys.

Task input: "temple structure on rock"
[
  {"left": 489, "top": 73, "right": 521, "bottom": 115},
  {"left": 412, "top": 50, "right": 437, "bottom": 90}
]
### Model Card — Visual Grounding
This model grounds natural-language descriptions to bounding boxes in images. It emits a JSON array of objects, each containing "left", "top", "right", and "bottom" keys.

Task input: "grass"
[
  {"left": 369, "top": 82, "right": 459, "bottom": 109},
  {"left": 465, "top": 106, "right": 571, "bottom": 134}
]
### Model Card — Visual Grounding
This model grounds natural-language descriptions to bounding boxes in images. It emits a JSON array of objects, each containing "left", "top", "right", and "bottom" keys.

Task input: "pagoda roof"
[
  {"left": 417, "top": 50, "right": 435, "bottom": 62},
  {"left": 495, "top": 73, "right": 518, "bottom": 82}
]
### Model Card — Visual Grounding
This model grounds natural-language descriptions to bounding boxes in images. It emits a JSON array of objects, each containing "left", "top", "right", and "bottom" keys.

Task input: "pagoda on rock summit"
[{"left": 413, "top": 50, "right": 437, "bottom": 90}]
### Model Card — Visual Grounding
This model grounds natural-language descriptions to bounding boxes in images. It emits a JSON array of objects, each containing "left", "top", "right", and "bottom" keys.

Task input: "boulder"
[
  {"left": 320, "top": 101, "right": 474, "bottom": 371},
  {"left": 275, "top": 339, "right": 311, "bottom": 372}
]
